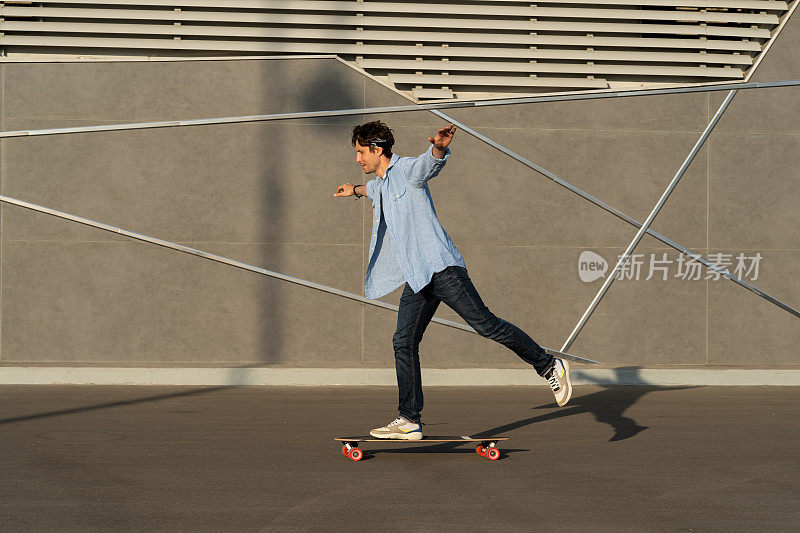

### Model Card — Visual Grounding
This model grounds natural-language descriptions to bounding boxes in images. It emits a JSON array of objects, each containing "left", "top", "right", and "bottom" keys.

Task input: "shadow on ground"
[
  {"left": 0, "top": 386, "right": 233, "bottom": 426},
  {"left": 368, "top": 369, "right": 698, "bottom": 457},
  {"left": 478, "top": 367, "right": 697, "bottom": 442}
]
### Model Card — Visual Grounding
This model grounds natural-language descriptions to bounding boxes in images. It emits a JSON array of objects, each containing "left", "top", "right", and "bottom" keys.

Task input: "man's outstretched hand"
[
  {"left": 333, "top": 182, "right": 356, "bottom": 197},
  {"left": 428, "top": 124, "right": 456, "bottom": 158}
]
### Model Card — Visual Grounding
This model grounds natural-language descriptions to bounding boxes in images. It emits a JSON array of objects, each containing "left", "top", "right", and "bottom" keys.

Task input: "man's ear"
[{"left": 370, "top": 145, "right": 384, "bottom": 157}]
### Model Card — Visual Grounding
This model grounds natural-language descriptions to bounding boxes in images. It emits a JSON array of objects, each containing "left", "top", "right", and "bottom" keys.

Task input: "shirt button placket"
[{"left": 374, "top": 196, "right": 380, "bottom": 237}]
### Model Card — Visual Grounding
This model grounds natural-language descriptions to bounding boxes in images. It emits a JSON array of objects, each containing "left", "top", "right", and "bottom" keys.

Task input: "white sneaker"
[
  {"left": 369, "top": 416, "right": 423, "bottom": 440},
  {"left": 544, "top": 359, "right": 572, "bottom": 407}
]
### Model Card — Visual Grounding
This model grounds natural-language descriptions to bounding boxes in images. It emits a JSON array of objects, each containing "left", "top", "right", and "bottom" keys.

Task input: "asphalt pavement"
[{"left": 0, "top": 385, "right": 797, "bottom": 531}]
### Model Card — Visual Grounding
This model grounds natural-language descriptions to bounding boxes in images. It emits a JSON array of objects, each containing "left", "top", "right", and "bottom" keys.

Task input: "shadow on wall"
[
  {"left": 255, "top": 59, "right": 362, "bottom": 364},
  {"left": 572, "top": 366, "right": 670, "bottom": 385}
]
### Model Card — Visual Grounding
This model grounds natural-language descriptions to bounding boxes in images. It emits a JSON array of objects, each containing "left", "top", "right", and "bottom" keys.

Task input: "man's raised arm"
[
  {"left": 403, "top": 124, "right": 458, "bottom": 188},
  {"left": 428, "top": 124, "right": 457, "bottom": 159}
]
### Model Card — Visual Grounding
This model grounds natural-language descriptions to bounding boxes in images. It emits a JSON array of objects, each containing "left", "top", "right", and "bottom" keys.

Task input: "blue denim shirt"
[{"left": 364, "top": 145, "right": 466, "bottom": 299}]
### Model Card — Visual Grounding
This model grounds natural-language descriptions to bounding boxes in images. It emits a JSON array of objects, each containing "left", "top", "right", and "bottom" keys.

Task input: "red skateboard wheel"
[
  {"left": 342, "top": 444, "right": 350, "bottom": 457},
  {"left": 349, "top": 448, "right": 364, "bottom": 461},
  {"left": 486, "top": 447, "right": 500, "bottom": 461},
  {"left": 475, "top": 445, "right": 486, "bottom": 457}
]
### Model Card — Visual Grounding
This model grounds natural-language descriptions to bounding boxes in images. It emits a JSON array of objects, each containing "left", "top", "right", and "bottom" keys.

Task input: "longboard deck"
[
  {"left": 335, "top": 435, "right": 509, "bottom": 443},
  {"left": 336, "top": 435, "right": 508, "bottom": 461}
]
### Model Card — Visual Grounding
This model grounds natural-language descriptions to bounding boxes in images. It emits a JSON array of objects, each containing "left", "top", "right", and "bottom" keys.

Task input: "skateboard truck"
[
  {"left": 474, "top": 441, "right": 501, "bottom": 461},
  {"left": 341, "top": 441, "right": 364, "bottom": 462}
]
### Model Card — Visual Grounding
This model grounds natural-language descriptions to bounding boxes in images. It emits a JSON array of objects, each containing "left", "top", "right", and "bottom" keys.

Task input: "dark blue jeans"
[{"left": 393, "top": 265, "right": 554, "bottom": 423}]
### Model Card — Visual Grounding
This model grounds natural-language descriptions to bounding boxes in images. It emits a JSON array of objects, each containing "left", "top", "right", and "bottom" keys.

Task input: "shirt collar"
[{"left": 378, "top": 153, "right": 400, "bottom": 180}]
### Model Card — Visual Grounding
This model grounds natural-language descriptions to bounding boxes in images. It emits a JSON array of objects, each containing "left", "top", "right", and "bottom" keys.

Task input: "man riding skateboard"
[{"left": 334, "top": 121, "right": 572, "bottom": 440}]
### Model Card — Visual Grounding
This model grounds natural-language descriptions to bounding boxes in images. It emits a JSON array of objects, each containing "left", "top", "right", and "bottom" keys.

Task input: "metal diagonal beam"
[
  {"left": 561, "top": 90, "right": 738, "bottom": 353},
  {"left": 0, "top": 79, "right": 799, "bottom": 139},
  {"left": 429, "top": 110, "right": 800, "bottom": 320},
  {"left": 0, "top": 194, "right": 601, "bottom": 365}
]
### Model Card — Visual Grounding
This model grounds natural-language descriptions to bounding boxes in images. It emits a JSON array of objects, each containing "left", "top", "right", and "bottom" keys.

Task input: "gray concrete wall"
[{"left": 0, "top": 17, "right": 798, "bottom": 369}]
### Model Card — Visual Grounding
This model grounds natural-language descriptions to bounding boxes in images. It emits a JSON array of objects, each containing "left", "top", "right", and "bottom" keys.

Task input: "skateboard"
[{"left": 334, "top": 435, "right": 509, "bottom": 462}]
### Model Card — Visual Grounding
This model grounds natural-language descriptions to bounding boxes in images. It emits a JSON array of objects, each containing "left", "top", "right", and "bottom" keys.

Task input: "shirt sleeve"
[
  {"left": 402, "top": 145, "right": 451, "bottom": 189},
  {"left": 365, "top": 178, "right": 378, "bottom": 201}
]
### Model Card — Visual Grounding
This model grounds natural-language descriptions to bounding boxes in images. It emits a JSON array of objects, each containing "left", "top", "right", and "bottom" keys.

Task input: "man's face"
[{"left": 355, "top": 141, "right": 382, "bottom": 174}]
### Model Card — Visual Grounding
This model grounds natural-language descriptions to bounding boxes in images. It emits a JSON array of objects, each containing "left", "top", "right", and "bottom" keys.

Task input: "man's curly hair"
[{"left": 351, "top": 121, "right": 394, "bottom": 157}]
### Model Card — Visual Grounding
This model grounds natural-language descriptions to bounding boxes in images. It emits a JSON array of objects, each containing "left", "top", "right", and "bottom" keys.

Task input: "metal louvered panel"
[
  {"left": 363, "top": 59, "right": 745, "bottom": 77},
  {"left": 0, "top": 0, "right": 795, "bottom": 100},
  {"left": 0, "top": 6, "right": 776, "bottom": 39}
]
